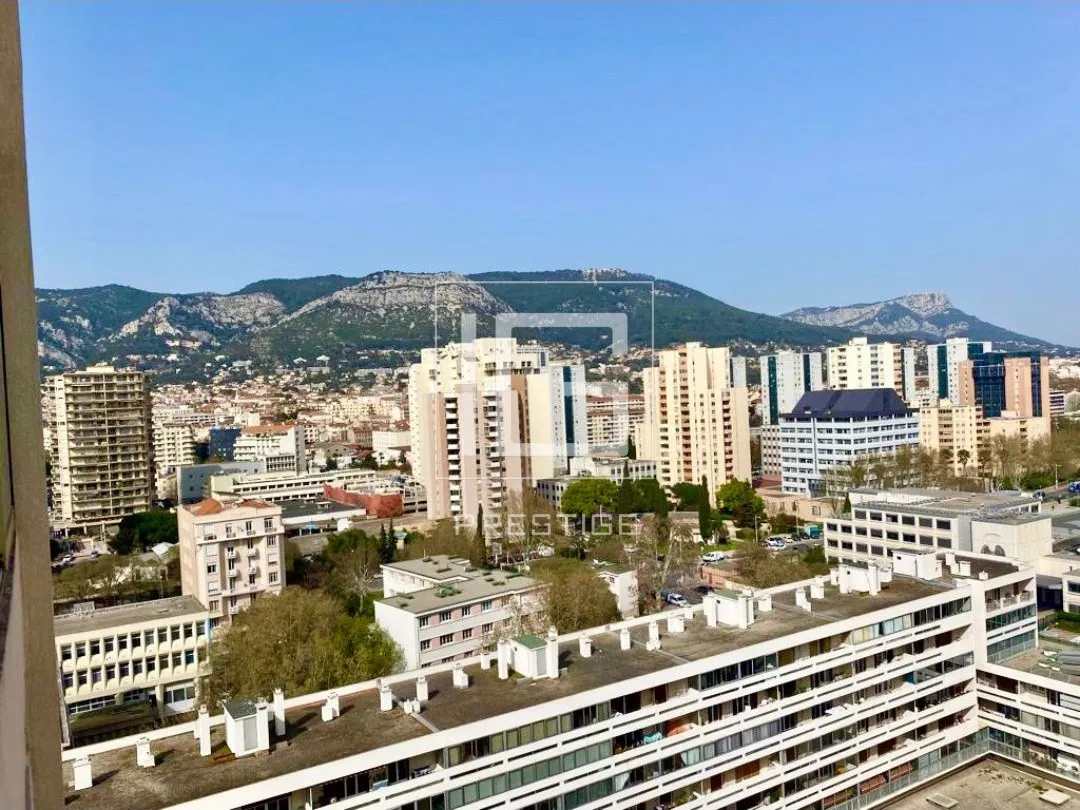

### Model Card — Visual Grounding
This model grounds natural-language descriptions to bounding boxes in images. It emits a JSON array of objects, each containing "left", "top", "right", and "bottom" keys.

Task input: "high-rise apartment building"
[
  {"left": 410, "top": 339, "right": 587, "bottom": 520},
  {"left": 826, "top": 338, "right": 914, "bottom": 401},
  {"left": 958, "top": 350, "right": 1050, "bottom": 420},
  {"left": 927, "top": 338, "right": 992, "bottom": 404},
  {"left": 639, "top": 342, "right": 751, "bottom": 489},
  {"left": 779, "top": 389, "right": 919, "bottom": 495},
  {"left": 1, "top": 5, "right": 64, "bottom": 798},
  {"left": 759, "top": 351, "right": 825, "bottom": 425},
  {"left": 729, "top": 355, "right": 748, "bottom": 388},
  {"left": 585, "top": 393, "right": 645, "bottom": 452},
  {"left": 918, "top": 400, "right": 981, "bottom": 476},
  {"left": 46, "top": 364, "right": 154, "bottom": 532},
  {"left": 233, "top": 424, "right": 307, "bottom": 474},
  {"left": 178, "top": 498, "right": 285, "bottom": 628}
]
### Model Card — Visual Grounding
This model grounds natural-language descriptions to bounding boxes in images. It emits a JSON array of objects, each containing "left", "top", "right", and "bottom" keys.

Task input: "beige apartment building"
[
  {"left": 178, "top": 498, "right": 285, "bottom": 628},
  {"left": 638, "top": 342, "right": 751, "bottom": 489},
  {"left": 919, "top": 399, "right": 981, "bottom": 476},
  {"left": 958, "top": 353, "right": 1051, "bottom": 420},
  {"left": 826, "top": 337, "right": 915, "bottom": 400},
  {"left": 410, "top": 339, "right": 586, "bottom": 520},
  {"left": 46, "top": 364, "right": 155, "bottom": 533},
  {"left": 233, "top": 424, "right": 307, "bottom": 474},
  {"left": 978, "top": 412, "right": 1052, "bottom": 473},
  {"left": 54, "top": 596, "right": 210, "bottom": 723}
]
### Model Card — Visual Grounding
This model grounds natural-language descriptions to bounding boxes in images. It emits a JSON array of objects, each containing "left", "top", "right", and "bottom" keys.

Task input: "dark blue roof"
[{"left": 785, "top": 388, "right": 912, "bottom": 420}]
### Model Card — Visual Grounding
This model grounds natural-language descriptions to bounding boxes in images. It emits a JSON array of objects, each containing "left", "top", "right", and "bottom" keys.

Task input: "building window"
[
  {"left": 105, "top": 664, "right": 115, "bottom": 681},
  {"left": 439, "top": 634, "right": 454, "bottom": 645},
  {"left": 62, "top": 673, "right": 74, "bottom": 689},
  {"left": 133, "top": 660, "right": 143, "bottom": 675},
  {"left": 420, "top": 640, "right": 431, "bottom": 652},
  {"left": 118, "top": 635, "right": 128, "bottom": 651},
  {"left": 131, "top": 634, "right": 141, "bottom": 649},
  {"left": 268, "top": 572, "right": 279, "bottom": 584},
  {"left": 76, "top": 671, "right": 88, "bottom": 687},
  {"left": 171, "top": 626, "right": 181, "bottom": 642},
  {"left": 462, "top": 628, "right": 474, "bottom": 640},
  {"left": 265, "top": 518, "right": 274, "bottom": 531},
  {"left": 919, "top": 517, "right": 933, "bottom": 528},
  {"left": 119, "top": 662, "right": 129, "bottom": 678},
  {"left": 146, "top": 658, "right": 156, "bottom": 673},
  {"left": 185, "top": 651, "right": 195, "bottom": 665},
  {"left": 104, "top": 638, "right": 114, "bottom": 654},
  {"left": 886, "top": 531, "right": 898, "bottom": 541},
  {"left": 868, "top": 512, "right": 881, "bottom": 521},
  {"left": 249, "top": 573, "right": 257, "bottom": 585},
  {"left": 938, "top": 537, "right": 953, "bottom": 549},
  {"left": 228, "top": 558, "right": 236, "bottom": 571},
  {"left": 439, "top": 610, "right": 453, "bottom": 622},
  {"left": 902, "top": 533, "right": 915, "bottom": 543},
  {"left": 920, "top": 535, "right": 934, "bottom": 546},
  {"left": 91, "top": 669, "right": 102, "bottom": 685},
  {"left": 936, "top": 519, "right": 952, "bottom": 530},
  {"left": 209, "top": 600, "right": 220, "bottom": 612},
  {"left": 461, "top": 605, "right": 472, "bottom": 617},
  {"left": 268, "top": 536, "right": 277, "bottom": 547},
  {"left": 482, "top": 623, "right": 494, "bottom": 633},
  {"left": 207, "top": 563, "right": 218, "bottom": 575},
  {"left": 901, "top": 515, "right": 915, "bottom": 526},
  {"left": 60, "top": 645, "right": 72, "bottom": 662},
  {"left": 419, "top": 616, "right": 429, "bottom": 628},
  {"left": 89, "top": 640, "right": 100, "bottom": 657},
  {"left": 853, "top": 510, "right": 866, "bottom": 520},
  {"left": 481, "top": 600, "right": 494, "bottom": 612},
  {"left": 144, "top": 631, "right": 155, "bottom": 646}
]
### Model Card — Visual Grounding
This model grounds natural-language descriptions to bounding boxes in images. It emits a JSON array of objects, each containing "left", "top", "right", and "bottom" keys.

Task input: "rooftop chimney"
[
  {"left": 497, "top": 638, "right": 511, "bottom": 680},
  {"left": 453, "top": 662, "right": 470, "bottom": 689},
  {"left": 579, "top": 636, "right": 593, "bottom": 658},
  {"left": 795, "top": 588, "right": 812, "bottom": 612},
  {"left": 136, "top": 737, "right": 155, "bottom": 769},
  {"left": 378, "top": 681, "right": 393, "bottom": 712},
  {"left": 196, "top": 705, "right": 212, "bottom": 757},
  {"left": 667, "top": 614, "right": 686, "bottom": 634},
  {"left": 273, "top": 688, "right": 286, "bottom": 738},
  {"left": 546, "top": 627, "right": 560, "bottom": 680},
  {"left": 73, "top": 756, "right": 92, "bottom": 790},
  {"left": 620, "top": 627, "right": 631, "bottom": 650},
  {"left": 416, "top": 675, "right": 429, "bottom": 703}
]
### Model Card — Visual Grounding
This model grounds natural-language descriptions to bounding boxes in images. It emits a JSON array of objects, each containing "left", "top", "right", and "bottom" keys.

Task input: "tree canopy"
[
  {"left": 530, "top": 557, "right": 620, "bottom": 633},
  {"left": 561, "top": 478, "right": 618, "bottom": 522},
  {"left": 111, "top": 510, "right": 178, "bottom": 555},
  {"left": 203, "top": 588, "right": 402, "bottom": 705},
  {"left": 715, "top": 479, "right": 766, "bottom": 529}
]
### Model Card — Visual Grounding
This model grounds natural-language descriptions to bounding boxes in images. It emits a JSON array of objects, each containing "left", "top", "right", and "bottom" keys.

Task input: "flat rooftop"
[
  {"left": 63, "top": 575, "right": 948, "bottom": 810},
  {"left": 279, "top": 498, "right": 365, "bottom": 520},
  {"left": 887, "top": 760, "right": 1080, "bottom": 810},
  {"left": 54, "top": 596, "right": 207, "bottom": 636},
  {"left": 379, "top": 571, "right": 539, "bottom": 614},
  {"left": 1002, "top": 635, "right": 1080, "bottom": 686},
  {"left": 382, "top": 555, "right": 475, "bottom": 581},
  {"left": 853, "top": 488, "right": 1041, "bottom": 518}
]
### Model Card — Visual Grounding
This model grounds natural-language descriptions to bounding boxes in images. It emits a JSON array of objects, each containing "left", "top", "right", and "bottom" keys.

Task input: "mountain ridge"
[
  {"left": 781, "top": 292, "right": 1069, "bottom": 352},
  {"left": 35, "top": 273, "right": 1071, "bottom": 378}
]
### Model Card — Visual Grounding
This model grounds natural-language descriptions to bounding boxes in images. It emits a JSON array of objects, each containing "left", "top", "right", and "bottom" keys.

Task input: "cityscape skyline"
[{"left": 18, "top": 3, "right": 1080, "bottom": 343}]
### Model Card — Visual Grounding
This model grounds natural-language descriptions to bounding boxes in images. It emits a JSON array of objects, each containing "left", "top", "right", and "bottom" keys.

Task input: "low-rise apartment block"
[
  {"left": 537, "top": 458, "right": 658, "bottom": 510},
  {"left": 376, "top": 556, "right": 543, "bottom": 669},
  {"left": 233, "top": 424, "right": 307, "bottom": 474},
  {"left": 178, "top": 498, "right": 285, "bottom": 627},
  {"left": 54, "top": 596, "right": 209, "bottom": 722}
]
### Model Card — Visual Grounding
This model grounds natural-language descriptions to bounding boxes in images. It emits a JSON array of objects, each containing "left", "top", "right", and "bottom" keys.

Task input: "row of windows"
[
  {"left": 848, "top": 512, "right": 952, "bottom": 531},
  {"left": 419, "top": 600, "right": 498, "bottom": 627},
  {"left": 59, "top": 622, "right": 206, "bottom": 661},
  {"left": 61, "top": 650, "right": 198, "bottom": 689},
  {"left": 986, "top": 605, "right": 1036, "bottom": 631},
  {"left": 419, "top": 624, "right": 492, "bottom": 652}
]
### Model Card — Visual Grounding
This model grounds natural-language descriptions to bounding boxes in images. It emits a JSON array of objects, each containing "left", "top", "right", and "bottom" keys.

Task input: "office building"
[
  {"left": 233, "top": 424, "right": 307, "bottom": 474},
  {"left": 759, "top": 351, "right": 825, "bottom": 425},
  {"left": 639, "top": 342, "right": 752, "bottom": 489},
  {"left": 376, "top": 556, "right": 543, "bottom": 669},
  {"left": 958, "top": 350, "right": 1049, "bottom": 420},
  {"left": 54, "top": 597, "right": 210, "bottom": 726},
  {"left": 46, "top": 364, "right": 155, "bottom": 532},
  {"left": 176, "top": 460, "right": 266, "bottom": 504},
  {"left": 918, "top": 400, "right": 981, "bottom": 476},
  {"left": 779, "top": 389, "right": 919, "bottom": 495},
  {"left": 65, "top": 549, "right": 1058, "bottom": 810},
  {"left": 410, "top": 339, "right": 586, "bottom": 520},
  {"left": 927, "top": 338, "right": 992, "bottom": 405},
  {"left": 826, "top": 338, "right": 911, "bottom": 399},
  {"left": 209, "top": 426, "right": 242, "bottom": 461},
  {"left": 0, "top": 7, "right": 65, "bottom": 798},
  {"left": 178, "top": 498, "right": 285, "bottom": 628},
  {"left": 822, "top": 488, "right": 1049, "bottom": 565},
  {"left": 1051, "top": 389, "right": 1067, "bottom": 418},
  {"left": 585, "top": 393, "right": 645, "bottom": 453}
]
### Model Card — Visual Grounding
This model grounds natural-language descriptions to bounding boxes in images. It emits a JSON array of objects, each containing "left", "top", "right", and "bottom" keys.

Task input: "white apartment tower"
[
  {"left": 827, "top": 338, "right": 916, "bottom": 401},
  {"left": 46, "top": 364, "right": 154, "bottom": 532},
  {"left": 759, "top": 351, "right": 825, "bottom": 425},
  {"left": 410, "top": 338, "right": 586, "bottom": 521},
  {"left": 178, "top": 498, "right": 285, "bottom": 628},
  {"left": 639, "top": 342, "right": 752, "bottom": 489}
]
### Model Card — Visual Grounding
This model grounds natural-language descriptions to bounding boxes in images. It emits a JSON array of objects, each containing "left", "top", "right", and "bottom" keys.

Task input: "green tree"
[
  {"left": 111, "top": 510, "right": 178, "bottom": 555},
  {"left": 715, "top": 479, "right": 766, "bottom": 529},
  {"left": 671, "top": 482, "right": 704, "bottom": 511},
  {"left": 698, "top": 475, "right": 712, "bottom": 541},
  {"left": 626, "top": 435, "right": 637, "bottom": 460},
  {"left": 378, "top": 524, "right": 397, "bottom": 564},
  {"left": 203, "top": 588, "right": 402, "bottom": 705},
  {"left": 633, "top": 479, "right": 668, "bottom": 516},
  {"left": 324, "top": 457, "right": 339, "bottom": 471},
  {"left": 472, "top": 504, "right": 487, "bottom": 566},
  {"left": 614, "top": 465, "right": 636, "bottom": 533},
  {"left": 560, "top": 478, "right": 618, "bottom": 530},
  {"left": 323, "top": 529, "right": 383, "bottom": 615},
  {"left": 531, "top": 558, "right": 620, "bottom": 633}
]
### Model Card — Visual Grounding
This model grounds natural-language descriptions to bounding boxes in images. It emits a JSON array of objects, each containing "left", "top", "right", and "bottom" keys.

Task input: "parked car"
[
  {"left": 701, "top": 550, "right": 728, "bottom": 564},
  {"left": 766, "top": 536, "right": 787, "bottom": 550},
  {"left": 1068, "top": 481, "right": 1080, "bottom": 494},
  {"left": 666, "top": 592, "right": 690, "bottom": 608}
]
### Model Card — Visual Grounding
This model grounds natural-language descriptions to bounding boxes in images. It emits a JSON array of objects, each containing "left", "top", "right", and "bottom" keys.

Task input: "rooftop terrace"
[
  {"left": 888, "top": 760, "right": 1080, "bottom": 810},
  {"left": 62, "top": 575, "right": 951, "bottom": 810}
]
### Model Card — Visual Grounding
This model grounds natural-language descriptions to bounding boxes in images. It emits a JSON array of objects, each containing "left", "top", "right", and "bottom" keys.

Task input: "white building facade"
[
  {"left": 759, "top": 351, "right": 825, "bottom": 426},
  {"left": 233, "top": 425, "right": 307, "bottom": 474}
]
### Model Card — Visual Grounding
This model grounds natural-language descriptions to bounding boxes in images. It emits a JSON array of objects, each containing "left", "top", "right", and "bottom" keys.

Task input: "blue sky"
[{"left": 18, "top": 3, "right": 1080, "bottom": 343}]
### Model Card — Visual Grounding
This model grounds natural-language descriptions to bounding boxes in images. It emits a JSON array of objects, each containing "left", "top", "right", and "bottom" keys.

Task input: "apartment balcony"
[
  {"left": 227, "top": 568, "right": 238, "bottom": 579},
  {"left": 246, "top": 546, "right": 259, "bottom": 557},
  {"left": 225, "top": 549, "right": 237, "bottom": 560}
]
